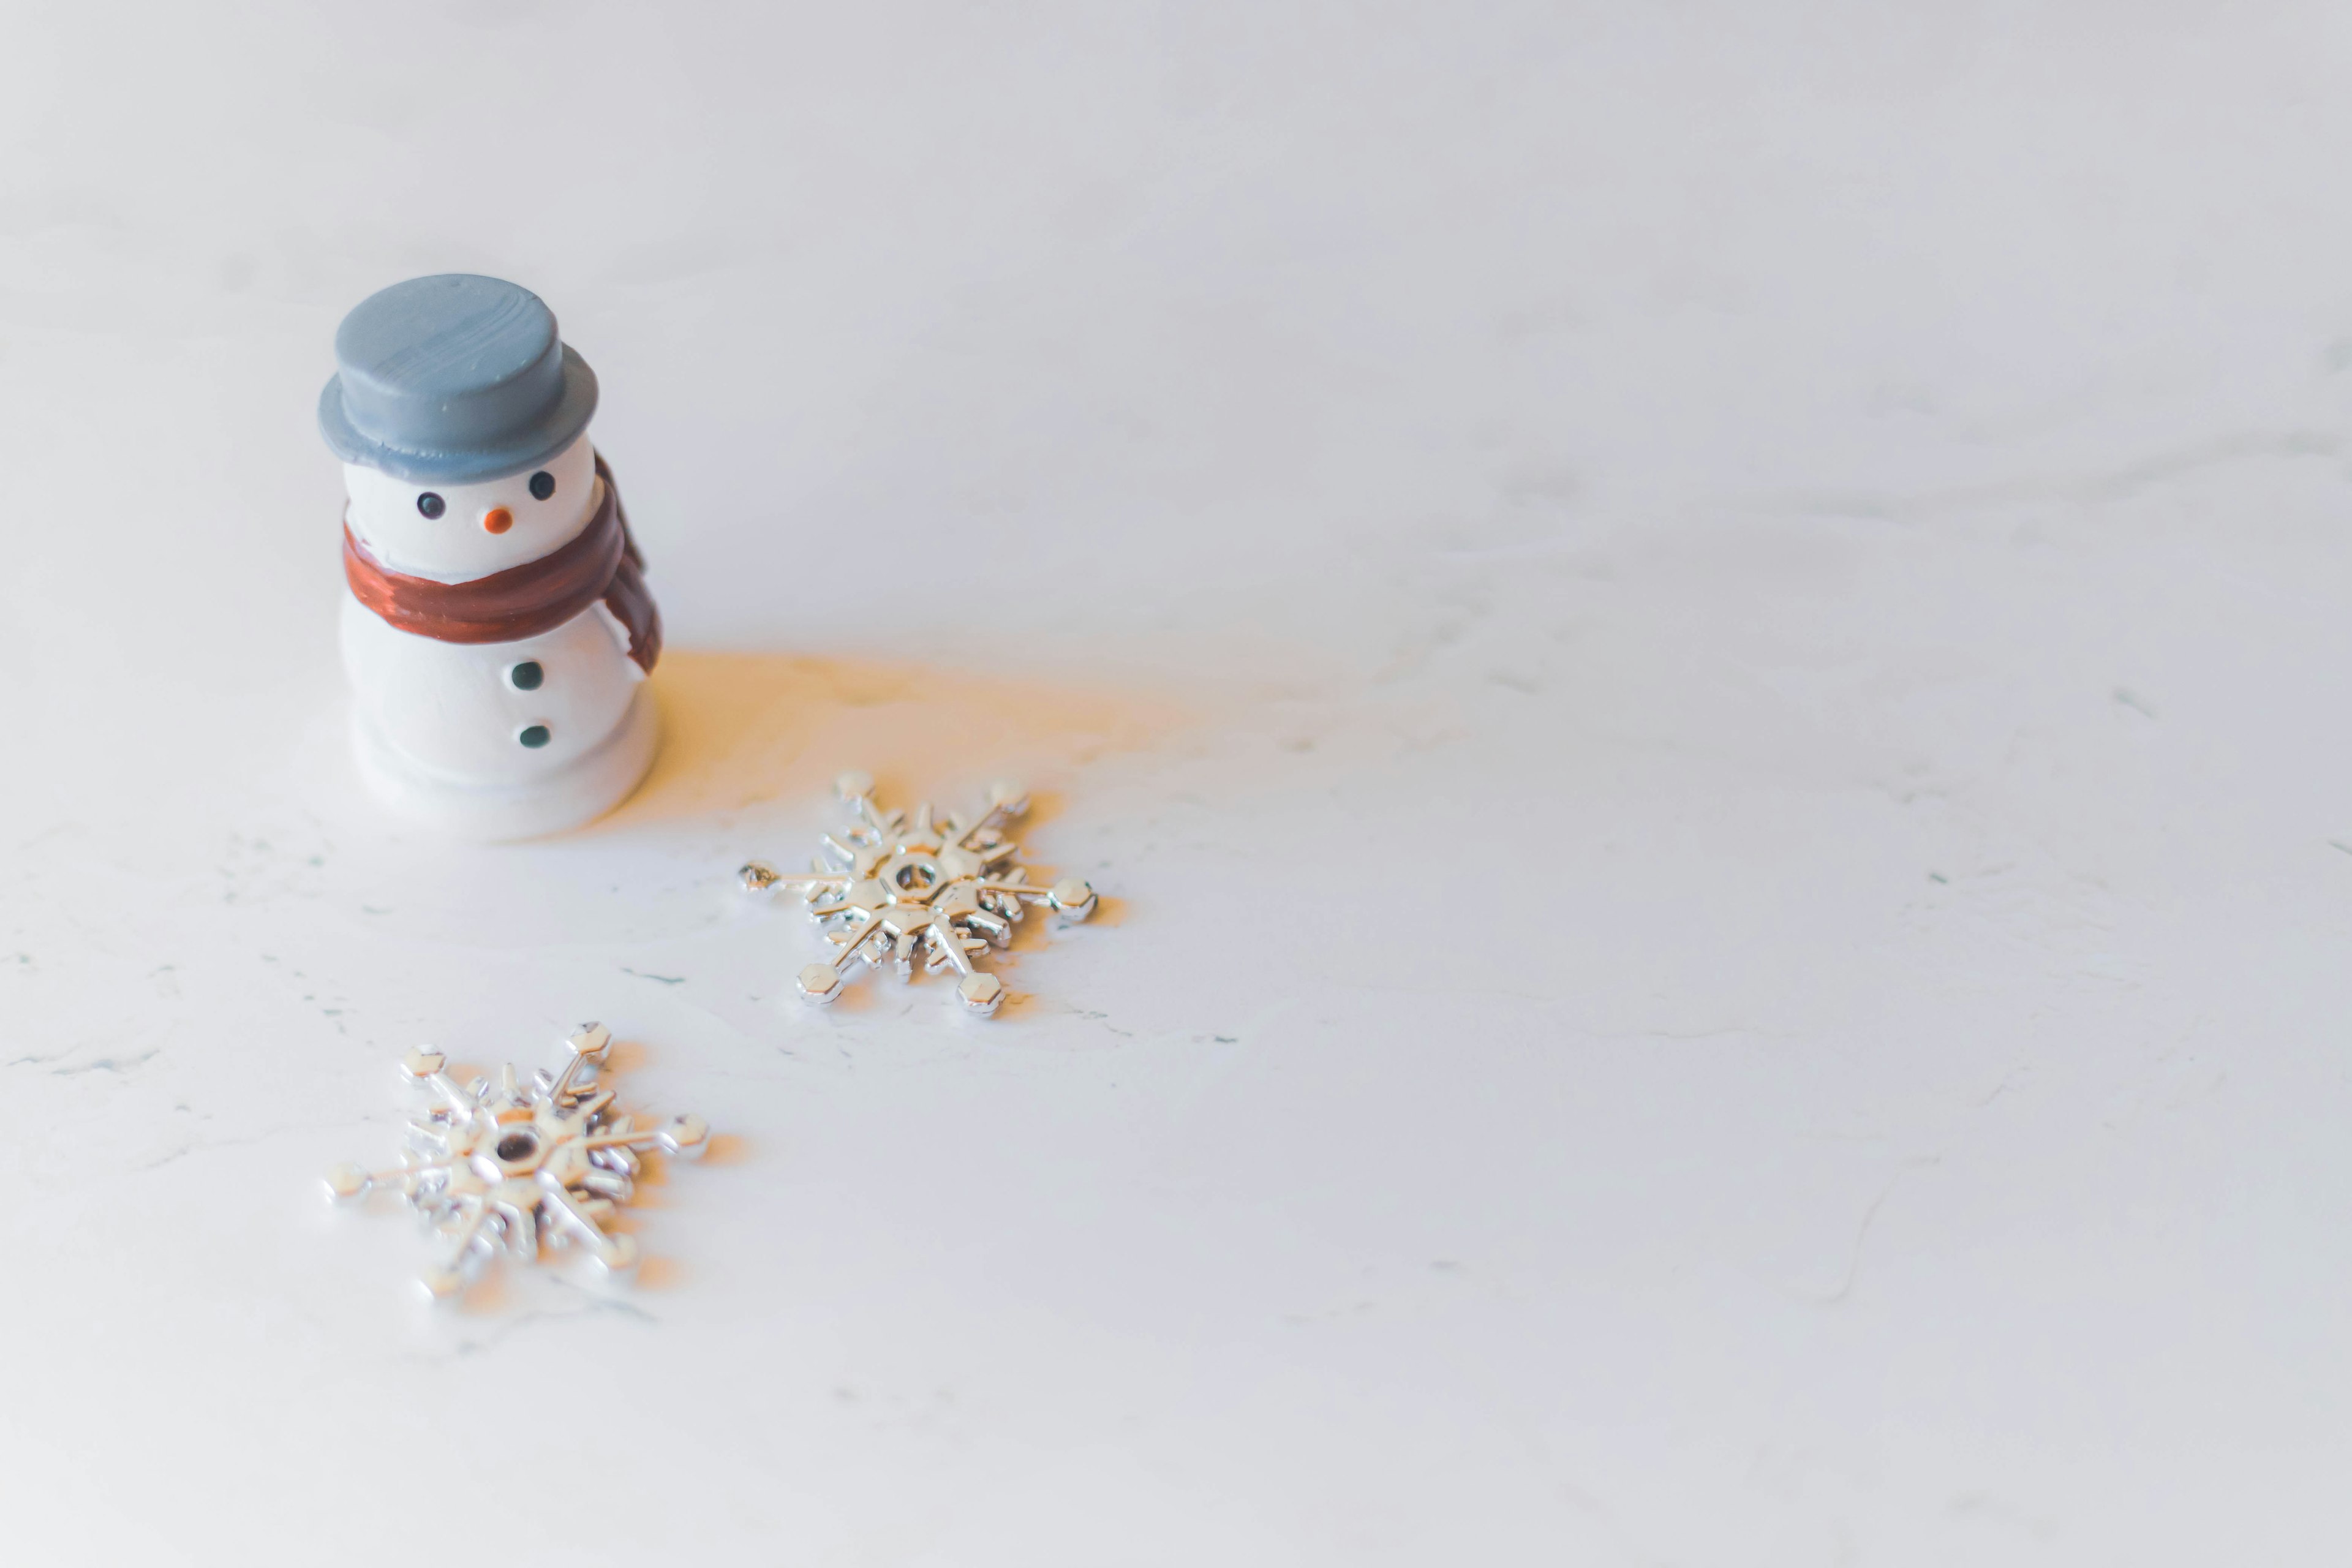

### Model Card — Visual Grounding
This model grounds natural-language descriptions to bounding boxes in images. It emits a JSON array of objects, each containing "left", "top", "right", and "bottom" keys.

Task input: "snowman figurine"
[{"left": 320, "top": 274, "right": 661, "bottom": 839}]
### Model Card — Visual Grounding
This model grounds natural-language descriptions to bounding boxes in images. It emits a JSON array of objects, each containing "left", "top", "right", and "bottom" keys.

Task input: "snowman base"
[{"left": 349, "top": 688, "right": 659, "bottom": 841}]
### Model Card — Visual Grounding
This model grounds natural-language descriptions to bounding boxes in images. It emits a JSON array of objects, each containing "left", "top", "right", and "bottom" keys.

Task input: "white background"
[{"left": 3, "top": 3, "right": 2350, "bottom": 1562}]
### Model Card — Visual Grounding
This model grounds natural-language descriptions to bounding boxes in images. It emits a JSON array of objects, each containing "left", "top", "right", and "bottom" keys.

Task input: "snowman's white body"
[{"left": 339, "top": 431, "right": 656, "bottom": 840}]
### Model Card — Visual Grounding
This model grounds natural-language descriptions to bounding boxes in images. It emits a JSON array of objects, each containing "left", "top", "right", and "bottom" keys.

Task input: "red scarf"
[{"left": 342, "top": 454, "right": 660, "bottom": 673}]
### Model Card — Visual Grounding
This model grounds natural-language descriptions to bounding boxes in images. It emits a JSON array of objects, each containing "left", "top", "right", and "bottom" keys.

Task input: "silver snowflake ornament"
[
  {"left": 325, "top": 1023, "right": 708, "bottom": 1300},
  {"left": 739, "top": 771, "right": 1098, "bottom": 1016}
]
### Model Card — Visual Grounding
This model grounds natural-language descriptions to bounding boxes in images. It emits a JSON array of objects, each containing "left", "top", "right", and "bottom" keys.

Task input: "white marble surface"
[{"left": 5, "top": 5, "right": 2351, "bottom": 1562}]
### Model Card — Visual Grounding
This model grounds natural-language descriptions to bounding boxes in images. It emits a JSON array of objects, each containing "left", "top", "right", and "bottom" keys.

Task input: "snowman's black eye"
[
  {"left": 416, "top": 492, "right": 446, "bottom": 519},
  {"left": 528, "top": 471, "right": 556, "bottom": 501}
]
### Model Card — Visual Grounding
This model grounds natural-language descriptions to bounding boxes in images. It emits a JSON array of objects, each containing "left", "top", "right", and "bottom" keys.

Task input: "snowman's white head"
[{"left": 344, "top": 431, "right": 599, "bottom": 582}]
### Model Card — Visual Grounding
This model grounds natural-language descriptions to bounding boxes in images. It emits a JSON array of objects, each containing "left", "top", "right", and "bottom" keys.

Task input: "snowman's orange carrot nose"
[{"left": 483, "top": 507, "right": 513, "bottom": 535}]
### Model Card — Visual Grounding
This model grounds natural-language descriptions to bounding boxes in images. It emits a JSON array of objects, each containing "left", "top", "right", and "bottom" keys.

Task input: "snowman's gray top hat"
[{"left": 318, "top": 274, "right": 598, "bottom": 484}]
